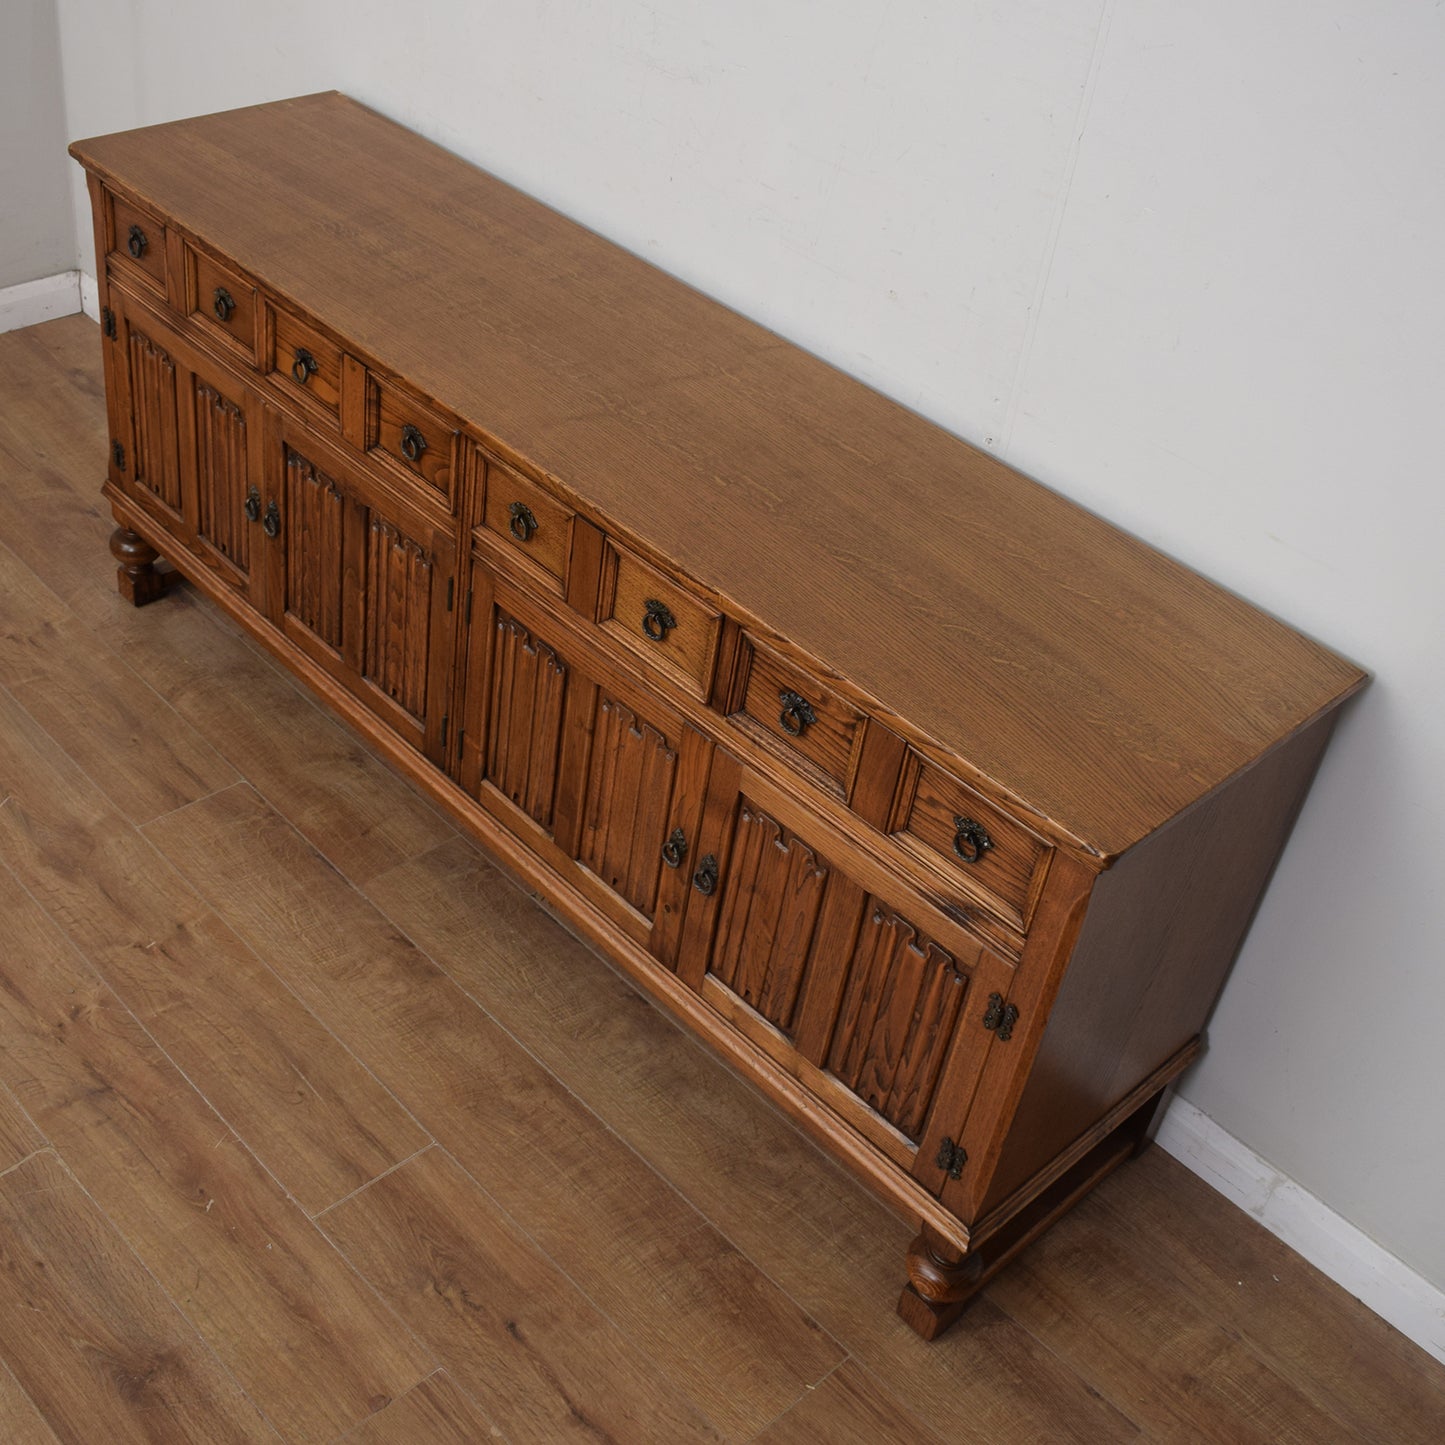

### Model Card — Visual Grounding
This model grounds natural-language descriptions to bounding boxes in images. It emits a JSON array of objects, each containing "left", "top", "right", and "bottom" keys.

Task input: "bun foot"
[
  {"left": 897, "top": 1227, "right": 985, "bottom": 1341},
  {"left": 110, "top": 525, "right": 176, "bottom": 606}
]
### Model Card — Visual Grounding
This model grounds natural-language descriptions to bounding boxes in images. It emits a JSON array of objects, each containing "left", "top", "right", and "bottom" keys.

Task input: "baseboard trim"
[
  {"left": 0, "top": 271, "right": 83, "bottom": 335},
  {"left": 80, "top": 270, "right": 100, "bottom": 322},
  {"left": 1157, "top": 1097, "right": 1445, "bottom": 1366}
]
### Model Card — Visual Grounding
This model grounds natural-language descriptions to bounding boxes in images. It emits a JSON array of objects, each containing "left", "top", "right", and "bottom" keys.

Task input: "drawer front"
[
  {"left": 597, "top": 541, "right": 721, "bottom": 699},
  {"left": 108, "top": 193, "right": 167, "bottom": 292},
  {"left": 269, "top": 304, "right": 343, "bottom": 423},
  {"left": 189, "top": 246, "right": 258, "bottom": 362},
  {"left": 479, "top": 457, "right": 573, "bottom": 592},
  {"left": 370, "top": 376, "right": 457, "bottom": 504},
  {"left": 725, "top": 632, "right": 863, "bottom": 795},
  {"left": 889, "top": 754, "right": 1052, "bottom": 932}
]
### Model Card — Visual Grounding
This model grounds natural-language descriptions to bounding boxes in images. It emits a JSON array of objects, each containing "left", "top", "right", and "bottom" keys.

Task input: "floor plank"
[
  {"left": 0, "top": 538, "right": 237, "bottom": 825},
  {"left": 0, "top": 1358, "right": 63, "bottom": 1445},
  {"left": 751, "top": 1360, "right": 949, "bottom": 1445},
  {"left": 365, "top": 834, "right": 1143, "bottom": 1443},
  {"left": 0, "top": 862, "right": 435, "bottom": 1444},
  {"left": 340, "top": 1371, "right": 500, "bottom": 1444},
  {"left": 0, "top": 1151, "right": 277, "bottom": 1443},
  {"left": 321, "top": 1145, "right": 724, "bottom": 1444},
  {"left": 0, "top": 686, "right": 430, "bottom": 1216},
  {"left": 145, "top": 782, "right": 845, "bottom": 1441},
  {"left": 0, "top": 1077, "right": 45, "bottom": 1172},
  {"left": 1089, "top": 1151, "right": 1445, "bottom": 1445}
]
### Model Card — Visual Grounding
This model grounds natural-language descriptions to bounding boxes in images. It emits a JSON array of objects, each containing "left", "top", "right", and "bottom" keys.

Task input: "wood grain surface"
[
  {"left": 70, "top": 94, "right": 1365, "bottom": 858},
  {"left": 0, "top": 313, "right": 1433, "bottom": 1441}
]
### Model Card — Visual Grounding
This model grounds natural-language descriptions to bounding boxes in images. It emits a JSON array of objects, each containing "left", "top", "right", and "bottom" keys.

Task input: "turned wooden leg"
[
  {"left": 897, "top": 1225, "right": 985, "bottom": 1341},
  {"left": 110, "top": 525, "right": 175, "bottom": 606}
]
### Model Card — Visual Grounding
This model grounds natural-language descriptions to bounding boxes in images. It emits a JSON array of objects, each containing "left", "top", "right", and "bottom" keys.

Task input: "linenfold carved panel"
[
  {"left": 126, "top": 327, "right": 181, "bottom": 511},
  {"left": 193, "top": 380, "right": 249, "bottom": 574},
  {"left": 364, "top": 516, "right": 434, "bottom": 722},
  {"left": 283, "top": 449, "right": 345, "bottom": 652},
  {"left": 486, "top": 612, "right": 568, "bottom": 830}
]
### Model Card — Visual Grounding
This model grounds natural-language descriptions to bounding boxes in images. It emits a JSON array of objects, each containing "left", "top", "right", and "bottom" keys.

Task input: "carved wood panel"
[
  {"left": 282, "top": 448, "right": 346, "bottom": 655},
  {"left": 709, "top": 802, "right": 828, "bottom": 1037},
  {"left": 827, "top": 905, "right": 970, "bottom": 1142},
  {"left": 364, "top": 516, "right": 435, "bottom": 723},
  {"left": 126, "top": 326, "right": 182, "bottom": 512},
  {"left": 193, "top": 379, "right": 250, "bottom": 576},
  {"left": 576, "top": 695, "right": 678, "bottom": 920},
  {"left": 485, "top": 612, "right": 569, "bottom": 831}
]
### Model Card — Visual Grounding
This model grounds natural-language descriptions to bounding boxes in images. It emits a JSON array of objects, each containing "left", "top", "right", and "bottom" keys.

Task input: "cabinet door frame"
[
  {"left": 679, "top": 747, "right": 1018, "bottom": 1196},
  {"left": 256, "top": 406, "right": 459, "bottom": 765}
]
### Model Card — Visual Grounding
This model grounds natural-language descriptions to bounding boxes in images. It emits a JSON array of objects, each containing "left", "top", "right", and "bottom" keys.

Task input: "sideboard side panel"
[{"left": 979, "top": 710, "right": 1343, "bottom": 1215}]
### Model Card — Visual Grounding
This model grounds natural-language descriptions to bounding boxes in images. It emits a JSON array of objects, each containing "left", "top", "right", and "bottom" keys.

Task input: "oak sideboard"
[{"left": 70, "top": 93, "right": 1365, "bottom": 1340}]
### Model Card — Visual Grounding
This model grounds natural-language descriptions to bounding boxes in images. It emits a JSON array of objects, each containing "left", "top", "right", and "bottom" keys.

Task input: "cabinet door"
[
  {"left": 110, "top": 289, "right": 265, "bottom": 606},
  {"left": 459, "top": 565, "right": 709, "bottom": 964},
  {"left": 678, "top": 749, "right": 1014, "bottom": 1194},
  {"left": 259, "top": 413, "right": 458, "bottom": 764}
]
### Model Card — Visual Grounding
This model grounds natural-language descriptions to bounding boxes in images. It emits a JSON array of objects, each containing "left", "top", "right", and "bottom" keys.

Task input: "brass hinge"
[
  {"left": 936, "top": 1137, "right": 968, "bottom": 1179},
  {"left": 982, "top": 992, "right": 1018, "bottom": 1041}
]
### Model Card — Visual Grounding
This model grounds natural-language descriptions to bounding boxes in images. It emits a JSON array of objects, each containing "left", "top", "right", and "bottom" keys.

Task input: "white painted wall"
[
  {"left": 0, "top": 0, "right": 74, "bottom": 289},
  {"left": 51, "top": 2, "right": 1445, "bottom": 1295}
]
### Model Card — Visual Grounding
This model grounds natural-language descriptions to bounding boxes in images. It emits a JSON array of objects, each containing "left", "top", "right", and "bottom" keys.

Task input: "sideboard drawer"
[
  {"left": 597, "top": 540, "right": 722, "bottom": 700},
  {"left": 268, "top": 302, "right": 343, "bottom": 424},
  {"left": 369, "top": 374, "right": 457, "bottom": 506},
  {"left": 478, "top": 456, "right": 573, "bottom": 594},
  {"left": 724, "top": 631, "right": 864, "bottom": 797},
  {"left": 107, "top": 191, "right": 167, "bottom": 294},
  {"left": 187, "top": 245, "right": 258, "bottom": 364},
  {"left": 888, "top": 754, "right": 1052, "bottom": 932}
]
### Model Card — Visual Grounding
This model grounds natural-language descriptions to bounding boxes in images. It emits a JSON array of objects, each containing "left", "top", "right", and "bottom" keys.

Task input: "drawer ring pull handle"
[
  {"left": 641, "top": 598, "right": 676, "bottom": 643},
  {"left": 508, "top": 501, "right": 538, "bottom": 542},
  {"left": 292, "top": 348, "right": 318, "bottom": 385},
  {"left": 262, "top": 499, "right": 281, "bottom": 540},
  {"left": 212, "top": 287, "right": 235, "bottom": 323},
  {"left": 244, "top": 486, "right": 261, "bottom": 524},
  {"left": 952, "top": 816, "right": 993, "bottom": 864},
  {"left": 400, "top": 424, "right": 428, "bottom": 464},
  {"left": 661, "top": 827, "right": 688, "bottom": 869},
  {"left": 778, "top": 690, "right": 817, "bottom": 737},
  {"left": 126, "top": 224, "right": 148, "bottom": 259},
  {"left": 692, "top": 853, "right": 719, "bottom": 897}
]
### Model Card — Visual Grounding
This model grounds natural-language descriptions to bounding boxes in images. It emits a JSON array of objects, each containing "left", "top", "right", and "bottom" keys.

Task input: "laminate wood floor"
[{"left": 0, "top": 314, "right": 1440, "bottom": 1442}]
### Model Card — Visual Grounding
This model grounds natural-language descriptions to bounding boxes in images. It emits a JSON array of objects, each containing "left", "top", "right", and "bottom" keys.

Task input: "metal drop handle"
[
  {"left": 661, "top": 827, "right": 688, "bottom": 869},
  {"left": 692, "top": 854, "right": 718, "bottom": 897},
  {"left": 400, "top": 424, "right": 428, "bottom": 464},
  {"left": 642, "top": 598, "right": 676, "bottom": 643},
  {"left": 952, "top": 816, "right": 993, "bottom": 864},
  {"left": 778, "top": 689, "right": 816, "bottom": 737},
  {"left": 127, "top": 224, "right": 148, "bottom": 259},
  {"left": 508, "top": 501, "right": 537, "bottom": 542},
  {"left": 262, "top": 499, "right": 281, "bottom": 539},
  {"left": 213, "top": 287, "right": 235, "bottom": 322},
  {"left": 244, "top": 486, "right": 261, "bottom": 523},
  {"left": 292, "top": 348, "right": 318, "bottom": 385}
]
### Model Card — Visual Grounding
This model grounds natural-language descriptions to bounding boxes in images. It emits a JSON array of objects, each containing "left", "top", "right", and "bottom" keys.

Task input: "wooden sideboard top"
[{"left": 71, "top": 92, "right": 1365, "bottom": 860}]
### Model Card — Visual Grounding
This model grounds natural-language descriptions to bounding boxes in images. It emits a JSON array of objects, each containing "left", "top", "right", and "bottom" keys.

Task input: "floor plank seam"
[{"left": 311, "top": 1142, "right": 440, "bottom": 1222}]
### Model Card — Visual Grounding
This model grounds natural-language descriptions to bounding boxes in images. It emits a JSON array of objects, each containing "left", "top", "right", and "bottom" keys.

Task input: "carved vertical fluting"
[
  {"left": 194, "top": 380, "right": 249, "bottom": 572},
  {"left": 126, "top": 328, "right": 181, "bottom": 510},
  {"left": 827, "top": 906, "right": 968, "bottom": 1140},
  {"left": 485, "top": 614, "right": 569, "bottom": 830},
  {"left": 364, "top": 516, "right": 434, "bottom": 721},
  {"left": 578, "top": 697, "right": 677, "bottom": 919},
  {"left": 709, "top": 803, "right": 828, "bottom": 1036},
  {"left": 284, "top": 449, "right": 345, "bottom": 651}
]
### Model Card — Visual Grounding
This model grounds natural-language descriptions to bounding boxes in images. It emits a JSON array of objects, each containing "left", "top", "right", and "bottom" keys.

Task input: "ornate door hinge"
[
  {"left": 982, "top": 991, "right": 1018, "bottom": 1041},
  {"left": 936, "top": 1137, "right": 968, "bottom": 1179}
]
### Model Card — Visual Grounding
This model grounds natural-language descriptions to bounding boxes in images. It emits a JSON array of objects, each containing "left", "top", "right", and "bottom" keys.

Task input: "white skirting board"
[
  {"left": 0, "top": 271, "right": 83, "bottom": 335},
  {"left": 1157, "top": 1096, "right": 1445, "bottom": 1366}
]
